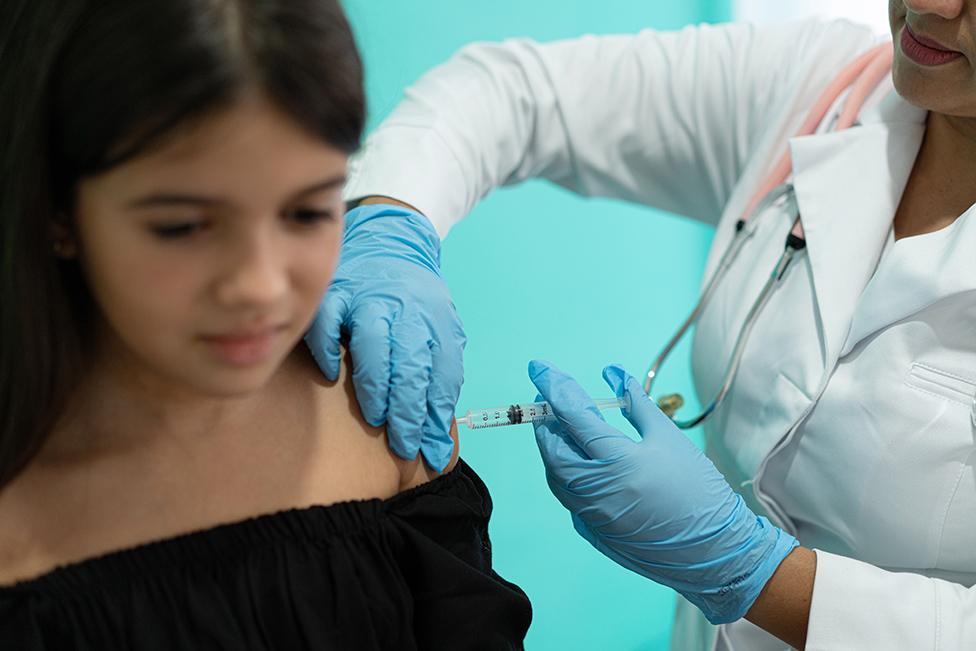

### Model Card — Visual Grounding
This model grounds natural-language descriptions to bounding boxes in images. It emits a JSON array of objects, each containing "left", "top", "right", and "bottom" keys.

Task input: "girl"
[{"left": 0, "top": 1, "right": 531, "bottom": 648}]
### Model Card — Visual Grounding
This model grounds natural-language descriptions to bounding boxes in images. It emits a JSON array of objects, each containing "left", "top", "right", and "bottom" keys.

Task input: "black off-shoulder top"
[{"left": 0, "top": 459, "right": 531, "bottom": 650}]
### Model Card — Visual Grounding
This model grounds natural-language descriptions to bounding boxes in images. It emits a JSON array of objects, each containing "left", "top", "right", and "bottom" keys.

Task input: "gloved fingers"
[
  {"left": 419, "top": 426, "right": 455, "bottom": 474},
  {"left": 602, "top": 364, "right": 676, "bottom": 441},
  {"left": 387, "top": 318, "right": 433, "bottom": 461},
  {"left": 419, "top": 340, "right": 464, "bottom": 472},
  {"left": 533, "top": 416, "right": 597, "bottom": 515},
  {"left": 532, "top": 393, "right": 589, "bottom": 460},
  {"left": 304, "top": 287, "right": 350, "bottom": 381},
  {"left": 348, "top": 302, "right": 394, "bottom": 428},
  {"left": 529, "top": 359, "right": 630, "bottom": 459},
  {"left": 419, "top": 390, "right": 457, "bottom": 473}
]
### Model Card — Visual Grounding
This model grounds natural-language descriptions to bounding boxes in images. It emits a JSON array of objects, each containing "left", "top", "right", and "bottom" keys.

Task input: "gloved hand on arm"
[
  {"left": 305, "top": 203, "right": 465, "bottom": 472},
  {"left": 529, "top": 359, "right": 799, "bottom": 625}
]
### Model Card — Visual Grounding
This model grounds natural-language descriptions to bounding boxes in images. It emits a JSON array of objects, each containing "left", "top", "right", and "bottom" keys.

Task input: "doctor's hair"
[{"left": 0, "top": 0, "right": 365, "bottom": 488}]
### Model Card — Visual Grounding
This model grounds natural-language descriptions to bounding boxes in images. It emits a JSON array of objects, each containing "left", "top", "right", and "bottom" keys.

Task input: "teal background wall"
[{"left": 342, "top": 2, "right": 729, "bottom": 648}]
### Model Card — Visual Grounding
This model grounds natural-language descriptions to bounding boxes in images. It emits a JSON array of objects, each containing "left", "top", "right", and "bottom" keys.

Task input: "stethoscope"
[{"left": 646, "top": 42, "right": 895, "bottom": 429}]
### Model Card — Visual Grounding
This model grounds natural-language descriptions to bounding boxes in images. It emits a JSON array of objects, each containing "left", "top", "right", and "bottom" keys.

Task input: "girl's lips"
[
  {"left": 901, "top": 25, "right": 964, "bottom": 67},
  {"left": 202, "top": 326, "right": 286, "bottom": 366}
]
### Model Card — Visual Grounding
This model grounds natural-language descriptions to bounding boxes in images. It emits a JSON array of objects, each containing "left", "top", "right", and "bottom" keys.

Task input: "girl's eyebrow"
[{"left": 125, "top": 174, "right": 347, "bottom": 209}]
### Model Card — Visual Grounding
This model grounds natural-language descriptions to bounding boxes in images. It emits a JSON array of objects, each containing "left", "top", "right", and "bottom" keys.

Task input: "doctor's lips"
[
  {"left": 901, "top": 24, "right": 964, "bottom": 67},
  {"left": 200, "top": 323, "right": 289, "bottom": 366}
]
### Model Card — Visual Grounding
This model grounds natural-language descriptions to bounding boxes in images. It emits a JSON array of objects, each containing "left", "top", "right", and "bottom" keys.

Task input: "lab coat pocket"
[
  {"left": 903, "top": 363, "right": 976, "bottom": 575},
  {"left": 904, "top": 363, "right": 976, "bottom": 408}
]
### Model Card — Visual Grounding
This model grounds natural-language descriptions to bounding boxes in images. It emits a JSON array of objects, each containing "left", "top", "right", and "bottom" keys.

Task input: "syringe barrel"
[
  {"left": 460, "top": 396, "right": 627, "bottom": 429},
  {"left": 462, "top": 402, "right": 553, "bottom": 429}
]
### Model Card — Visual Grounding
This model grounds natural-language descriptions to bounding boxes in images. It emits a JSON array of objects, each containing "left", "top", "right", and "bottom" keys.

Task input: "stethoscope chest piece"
[{"left": 656, "top": 394, "right": 685, "bottom": 418}]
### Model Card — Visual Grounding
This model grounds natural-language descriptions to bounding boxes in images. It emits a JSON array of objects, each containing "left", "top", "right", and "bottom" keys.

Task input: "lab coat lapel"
[
  {"left": 789, "top": 93, "right": 925, "bottom": 369},
  {"left": 842, "top": 202, "right": 976, "bottom": 356}
]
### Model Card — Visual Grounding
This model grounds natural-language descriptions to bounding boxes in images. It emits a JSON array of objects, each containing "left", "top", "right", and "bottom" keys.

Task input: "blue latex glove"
[
  {"left": 305, "top": 204, "right": 465, "bottom": 472},
  {"left": 529, "top": 360, "right": 798, "bottom": 624}
]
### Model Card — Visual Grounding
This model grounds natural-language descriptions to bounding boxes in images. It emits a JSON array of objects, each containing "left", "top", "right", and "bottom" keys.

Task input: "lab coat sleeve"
[
  {"left": 807, "top": 550, "right": 976, "bottom": 650},
  {"left": 343, "top": 18, "right": 875, "bottom": 238}
]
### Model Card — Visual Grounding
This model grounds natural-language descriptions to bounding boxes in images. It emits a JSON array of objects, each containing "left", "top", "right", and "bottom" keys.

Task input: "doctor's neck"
[
  {"left": 920, "top": 112, "right": 976, "bottom": 188},
  {"left": 894, "top": 111, "right": 976, "bottom": 239},
  {"left": 928, "top": 111, "right": 976, "bottom": 158}
]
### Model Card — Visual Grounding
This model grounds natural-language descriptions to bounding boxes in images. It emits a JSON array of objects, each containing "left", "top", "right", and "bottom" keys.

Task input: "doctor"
[{"left": 304, "top": 0, "right": 976, "bottom": 648}]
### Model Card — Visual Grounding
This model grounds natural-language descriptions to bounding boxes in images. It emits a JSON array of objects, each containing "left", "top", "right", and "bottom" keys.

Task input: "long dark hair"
[{"left": 0, "top": 0, "right": 365, "bottom": 488}]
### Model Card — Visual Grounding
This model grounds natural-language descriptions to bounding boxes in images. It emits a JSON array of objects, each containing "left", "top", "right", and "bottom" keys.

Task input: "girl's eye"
[
  {"left": 288, "top": 208, "right": 336, "bottom": 225},
  {"left": 147, "top": 208, "right": 334, "bottom": 240},
  {"left": 150, "top": 222, "right": 206, "bottom": 239}
]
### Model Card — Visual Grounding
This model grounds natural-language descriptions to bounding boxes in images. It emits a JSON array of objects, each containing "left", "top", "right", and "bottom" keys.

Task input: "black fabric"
[{"left": 0, "top": 459, "right": 531, "bottom": 650}]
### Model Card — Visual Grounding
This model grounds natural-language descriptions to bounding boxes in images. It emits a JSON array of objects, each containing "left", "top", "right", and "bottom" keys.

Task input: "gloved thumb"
[
  {"left": 529, "top": 359, "right": 628, "bottom": 459},
  {"left": 602, "top": 364, "right": 675, "bottom": 441},
  {"left": 305, "top": 287, "right": 350, "bottom": 381}
]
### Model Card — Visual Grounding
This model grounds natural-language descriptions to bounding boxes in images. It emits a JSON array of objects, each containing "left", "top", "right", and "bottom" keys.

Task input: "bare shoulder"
[
  {"left": 0, "top": 490, "right": 27, "bottom": 585},
  {"left": 0, "top": 345, "right": 462, "bottom": 586},
  {"left": 0, "top": 467, "right": 60, "bottom": 585},
  {"left": 0, "top": 447, "right": 145, "bottom": 586},
  {"left": 280, "top": 345, "right": 460, "bottom": 496}
]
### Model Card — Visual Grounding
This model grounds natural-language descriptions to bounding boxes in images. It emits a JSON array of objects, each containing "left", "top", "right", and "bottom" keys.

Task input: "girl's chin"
[{"left": 178, "top": 358, "right": 286, "bottom": 399}]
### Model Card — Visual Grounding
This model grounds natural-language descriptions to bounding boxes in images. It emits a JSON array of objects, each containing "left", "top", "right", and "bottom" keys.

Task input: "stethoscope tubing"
[
  {"left": 645, "top": 185, "right": 799, "bottom": 429},
  {"left": 645, "top": 42, "right": 894, "bottom": 428},
  {"left": 643, "top": 182, "right": 792, "bottom": 396}
]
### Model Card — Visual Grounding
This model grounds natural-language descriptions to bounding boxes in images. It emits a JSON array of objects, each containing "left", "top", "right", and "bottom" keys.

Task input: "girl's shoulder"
[
  {"left": 0, "top": 345, "right": 458, "bottom": 587},
  {"left": 274, "top": 344, "right": 459, "bottom": 492}
]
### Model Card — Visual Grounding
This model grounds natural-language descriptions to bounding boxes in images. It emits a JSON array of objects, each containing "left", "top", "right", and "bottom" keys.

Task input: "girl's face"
[
  {"left": 890, "top": 0, "right": 976, "bottom": 116},
  {"left": 71, "top": 93, "right": 347, "bottom": 398}
]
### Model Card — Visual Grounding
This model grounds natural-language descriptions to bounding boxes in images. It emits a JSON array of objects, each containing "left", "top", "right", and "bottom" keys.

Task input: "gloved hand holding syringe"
[{"left": 457, "top": 396, "right": 631, "bottom": 429}]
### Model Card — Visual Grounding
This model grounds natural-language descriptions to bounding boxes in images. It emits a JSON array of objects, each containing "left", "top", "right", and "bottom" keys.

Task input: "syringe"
[{"left": 457, "top": 396, "right": 629, "bottom": 429}]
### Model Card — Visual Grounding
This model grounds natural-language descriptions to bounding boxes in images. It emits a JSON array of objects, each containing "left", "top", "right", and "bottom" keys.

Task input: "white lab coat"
[{"left": 343, "top": 18, "right": 976, "bottom": 650}]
